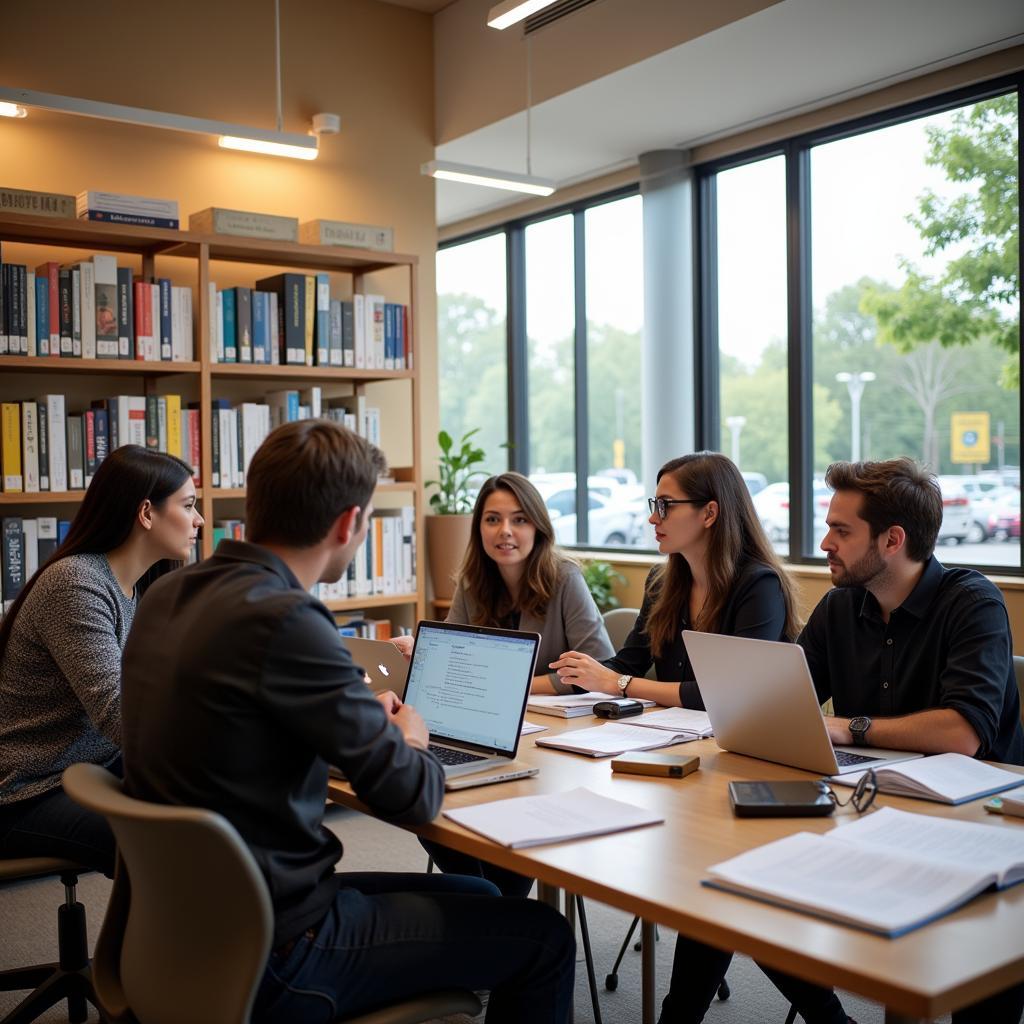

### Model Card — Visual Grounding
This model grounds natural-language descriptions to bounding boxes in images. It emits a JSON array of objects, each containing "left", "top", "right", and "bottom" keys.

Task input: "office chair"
[
  {"left": 0, "top": 856, "right": 98, "bottom": 1024},
  {"left": 62, "top": 764, "right": 481, "bottom": 1024}
]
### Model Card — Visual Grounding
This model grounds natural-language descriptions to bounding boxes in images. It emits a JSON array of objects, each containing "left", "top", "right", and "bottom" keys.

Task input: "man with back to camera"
[
  {"left": 663, "top": 458, "right": 1024, "bottom": 1024},
  {"left": 119, "top": 419, "right": 575, "bottom": 1023}
]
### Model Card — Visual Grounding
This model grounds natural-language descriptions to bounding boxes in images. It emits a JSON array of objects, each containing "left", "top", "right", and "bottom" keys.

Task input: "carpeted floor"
[{"left": 1, "top": 804, "right": 952, "bottom": 1023}]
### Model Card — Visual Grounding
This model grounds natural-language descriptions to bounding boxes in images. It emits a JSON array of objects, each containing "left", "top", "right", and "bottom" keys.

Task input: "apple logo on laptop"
[{"left": 378, "top": 664, "right": 390, "bottom": 677}]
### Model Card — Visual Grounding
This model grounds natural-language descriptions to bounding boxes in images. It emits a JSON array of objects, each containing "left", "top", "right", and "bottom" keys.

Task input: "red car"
[{"left": 987, "top": 492, "right": 1021, "bottom": 541}]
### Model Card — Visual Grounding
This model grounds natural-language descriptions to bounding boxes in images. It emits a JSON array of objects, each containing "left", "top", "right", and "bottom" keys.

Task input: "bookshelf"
[{"left": 0, "top": 210, "right": 424, "bottom": 623}]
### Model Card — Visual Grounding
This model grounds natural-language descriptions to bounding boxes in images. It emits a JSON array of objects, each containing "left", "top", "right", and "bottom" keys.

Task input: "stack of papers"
[
  {"left": 535, "top": 721, "right": 699, "bottom": 757},
  {"left": 628, "top": 707, "right": 713, "bottom": 738},
  {"left": 831, "top": 752, "right": 1024, "bottom": 805},
  {"left": 527, "top": 692, "right": 655, "bottom": 718},
  {"left": 704, "top": 806, "right": 1024, "bottom": 936},
  {"left": 443, "top": 785, "right": 663, "bottom": 848}
]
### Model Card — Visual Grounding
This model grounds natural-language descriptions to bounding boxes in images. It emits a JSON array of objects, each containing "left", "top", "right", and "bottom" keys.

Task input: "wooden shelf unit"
[{"left": 0, "top": 211, "right": 424, "bottom": 623}]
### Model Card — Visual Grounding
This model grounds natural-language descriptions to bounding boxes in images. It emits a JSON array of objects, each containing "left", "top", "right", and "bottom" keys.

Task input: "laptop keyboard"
[
  {"left": 429, "top": 744, "right": 487, "bottom": 766},
  {"left": 834, "top": 749, "right": 882, "bottom": 767}
]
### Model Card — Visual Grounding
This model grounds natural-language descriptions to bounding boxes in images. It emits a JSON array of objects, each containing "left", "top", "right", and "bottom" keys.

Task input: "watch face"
[{"left": 850, "top": 716, "right": 870, "bottom": 735}]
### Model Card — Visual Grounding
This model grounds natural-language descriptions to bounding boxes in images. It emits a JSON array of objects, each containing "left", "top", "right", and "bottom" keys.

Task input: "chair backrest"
[
  {"left": 63, "top": 763, "right": 273, "bottom": 1024},
  {"left": 1014, "top": 656, "right": 1024, "bottom": 725},
  {"left": 602, "top": 607, "right": 640, "bottom": 652}
]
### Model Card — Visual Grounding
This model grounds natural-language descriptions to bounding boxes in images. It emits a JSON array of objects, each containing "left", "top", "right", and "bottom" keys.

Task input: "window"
[
  {"left": 712, "top": 155, "right": 789, "bottom": 554},
  {"left": 809, "top": 92, "right": 1020, "bottom": 567},
  {"left": 436, "top": 233, "right": 508, "bottom": 477}
]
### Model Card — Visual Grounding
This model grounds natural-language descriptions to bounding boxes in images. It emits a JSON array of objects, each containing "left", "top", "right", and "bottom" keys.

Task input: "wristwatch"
[
  {"left": 849, "top": 716, "right": 872, "bottom": 747},
  {"left": 616, "top": 674, "right": 633, "bottom": 696}
]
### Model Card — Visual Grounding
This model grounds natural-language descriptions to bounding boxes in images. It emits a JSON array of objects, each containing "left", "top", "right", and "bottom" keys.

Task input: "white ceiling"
[{"left": 434, "top": 0, "right": 1024, "bottom": 226}]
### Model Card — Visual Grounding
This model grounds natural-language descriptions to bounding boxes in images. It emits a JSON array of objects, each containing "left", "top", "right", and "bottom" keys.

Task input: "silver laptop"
[
  {"left": 403, "top": 620, "right": 540, "bottom": 779},
  {"left": 345, "top": 636, "right": 410, "bottom": 695},
  {"left": 683, "top": 631, "right": 923, "bottom": 776}
]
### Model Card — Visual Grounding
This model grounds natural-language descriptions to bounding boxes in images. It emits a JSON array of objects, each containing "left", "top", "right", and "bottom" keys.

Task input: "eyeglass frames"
[
  {"left": 647, "top": 496, "right": 705, "bottom": 521},
  {"left": 825, "top": 768, "right": 878, "bottom": 815}
]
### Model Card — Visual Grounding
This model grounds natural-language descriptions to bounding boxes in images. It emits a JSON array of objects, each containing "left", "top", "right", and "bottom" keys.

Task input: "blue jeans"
[
  {"left": 253, "top": 870, "right": 576, "bottom": 1024},
  {"left": 0, "top": 758, "right": 120, "bottom": 878},
  {"left": 420, "top": 836, "right": 535, "bottom": 898}
]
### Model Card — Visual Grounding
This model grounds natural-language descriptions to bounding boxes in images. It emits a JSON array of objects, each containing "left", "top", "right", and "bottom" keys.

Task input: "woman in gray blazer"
[{"left": 406, "top": 471, "right": 613, "bottom": 895}]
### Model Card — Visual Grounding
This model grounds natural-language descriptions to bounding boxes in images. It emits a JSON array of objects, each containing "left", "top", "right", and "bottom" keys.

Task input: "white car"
[
  {"left": 752, "top": 482, "right": 831, "bottom": 545},
  {"left": 935, "top": 480, "right": 972, "bottom": 545},
  {"left": 532, "top": 476, "right": 641, "bottom": 546}
]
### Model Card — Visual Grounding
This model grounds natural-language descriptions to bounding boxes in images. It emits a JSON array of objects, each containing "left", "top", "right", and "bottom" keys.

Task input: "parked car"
[
  {"left": 935, "top": 479, "right": 972, "bottom": 545},
  {"left": 531, "top": 475, "right": 642, "bottom": 546},
  {"left": 741, "top": 471, "right": 768, "bottom": 496},
  {"left": 751, "top": 481, "right": 831, "bottom": 545},
  {"left": 987, "top": 491, "right": 1021, "bottom": 542}
]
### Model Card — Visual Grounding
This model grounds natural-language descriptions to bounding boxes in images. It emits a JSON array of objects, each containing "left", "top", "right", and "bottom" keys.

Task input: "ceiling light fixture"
[
  {"left": 0, "top": 2, "right": 336, "bottom": 161},
  {"left": 422, "top": 36, "right": 556, "bottom": 198},
  {"left": 487, "top": 0, "right": 559, "bottom": 30}
]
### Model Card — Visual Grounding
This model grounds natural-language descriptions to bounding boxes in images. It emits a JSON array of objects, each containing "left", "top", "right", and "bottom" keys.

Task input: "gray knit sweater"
[{"left": 0, "top": 553, "right": 135, "bottom": 803}]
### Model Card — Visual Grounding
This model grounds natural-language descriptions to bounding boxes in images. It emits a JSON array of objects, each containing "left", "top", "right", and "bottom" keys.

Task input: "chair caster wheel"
[
  {"left": 718, "top": 979, "right": 731, "bottom": 1001},
  {"left": 605, "top": 974, "right": 619, "bottom": 992}
]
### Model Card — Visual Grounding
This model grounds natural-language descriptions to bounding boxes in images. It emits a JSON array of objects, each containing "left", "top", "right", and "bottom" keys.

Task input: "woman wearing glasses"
[
  {"left": 553, "top": 452, "right": 853, "bottom": 1024},
  {"left": 550, "top": 450, "right": 799, "bottom": 709}
]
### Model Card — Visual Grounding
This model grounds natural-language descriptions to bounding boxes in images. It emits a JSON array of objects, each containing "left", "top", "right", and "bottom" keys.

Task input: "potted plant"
[
  {"left": 580, "top": 559, "right": 626, "bottom": 613},
  {"left": 424, "top": 429, "right": 489, "bottom": 601}
]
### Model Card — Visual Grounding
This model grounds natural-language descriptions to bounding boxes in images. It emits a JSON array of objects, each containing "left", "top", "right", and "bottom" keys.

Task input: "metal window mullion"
[
  {"left": 507, "top": 225, "right": 529, "bottom": 475},
  {"left": 696, "top": 171, "right": 719, "bottom": 452},
  {"left": 786, "top": 142, "right": 814, "bottom": 560},
  {"left": 573, "top": 209, "right": 589, "bottom": 544}
]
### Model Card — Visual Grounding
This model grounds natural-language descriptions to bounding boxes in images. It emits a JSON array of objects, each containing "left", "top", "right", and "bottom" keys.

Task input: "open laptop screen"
[{"left": 404, "top": 622, "right": 538, "bottom": 756}]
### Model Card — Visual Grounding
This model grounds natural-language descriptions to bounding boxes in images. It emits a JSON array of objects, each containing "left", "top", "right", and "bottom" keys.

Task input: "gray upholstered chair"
[
  {"left": 62, "top": 763, "right": 481, "bottom": 1024},
  {"left": 601, "top": 607, "right": 640, "bottom": 651},
  {"left": 0, "top": 856, "right": 97, "bottom": 1024}
]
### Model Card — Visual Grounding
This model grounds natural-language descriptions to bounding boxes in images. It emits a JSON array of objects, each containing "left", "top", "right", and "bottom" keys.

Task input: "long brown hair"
[
  {"left": 645, "top": 452, "right": 799, "bottom": 656},
  {"left": 0, "top": 445, "right": 193, "bottom": 658},
  {"left": 458, "top": 472, "right": 570, "bottom": 625}
]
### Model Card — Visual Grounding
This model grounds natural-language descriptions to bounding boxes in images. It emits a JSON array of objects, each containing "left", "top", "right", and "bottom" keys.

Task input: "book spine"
[
  {"left": 36, "top": 401, "right": 49, "bottom": 491},
  {"left": 0, "top": 263, "right": 7, "bottom": 355},
  {"left": 70, "top": 267, "right": 81, "bottom": 357},
  {"left": 117, "top": 267, "right": 134, "bottom": 358},
  {"left": 187, "top": 408, "right": 200, "bottom": 482},
  {"left": 304, "top": 276, "right": 315, "bottom": 366},
  {"left": 21, "top": 402, "right": 39, "bottom": 493},
  {"left": 1, "top": 517, "right": 25, "bottom": 612},
  {"left": 127, "top": 396, "right": 146, "bottom": 448},
  {"left": 17, "top": 265, "right": 28, "bottom": 354},
  {"left": 315, "top": 273, "right": 330, "bottom": 366},
  {"left": 45, "top": 395, "right": 67, "bottom": 491},
  {"left": 145, "top": 395, "right": 160, "bottom": 450},
  {"left": 34, "top": 273, "right": 48, "bottom": 357},
  {"left": 222, "top": 288, "right": 237, "bottom": 362},
  {"left": 93, "top": 408, "right": 109, "bottom": 467},
  {"left": 66, "top": 414, "right": 84, "bottom": 489},
  {"left": 353, "top": 293, "right": 365, "bottom": 368},
  {"left": 159, "top": 279, "right": 172, "bottom": 361},
  {"left": 157, "top": 398, "right": 168, "bottom": 453},
  {"left": 84, "top": 409, "right": 96, "bottom": 486},
  {"left": 58, "top": 269, "right": 73, "bottom": 356},
  {"left": 252, "top": 291, "right": 268, "bottom": 364},
  {"left": 236, "top": 287, "right": 252, "bottom": 363},
  {"left": 1, "top": 403, "right": 23, "bottom": 492},
  {"left": 26, "top": 269, "right": 36, "bottom": 357},
  {"left": 81, "top": 210, "right": 180, "bottom": 229},
  {"left": 166, "top": 394, "right": 182, "bottom": 458},
  {"left": 93, "top": 255, "right": 118, "bottom": 358},
  {"left": 79, "top": 261, "right": 96, "bottom": 359}
]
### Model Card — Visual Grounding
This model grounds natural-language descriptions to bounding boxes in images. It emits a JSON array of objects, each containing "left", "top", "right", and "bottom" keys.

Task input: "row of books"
[
  {"left": 337, "top": 615, "right": 411, "bottom": 641},
  {"left": 210, "top": 388, "right": 380, "bottom": 488},
  {"left": 0, "top": 249, "right": 193, "bottom": 362},
  {"left": 208, "top": 278, "right": 409, "bottom": 370},
  {"left": 1, "top": 515, "right": 199, "bottom": 612},
  {"left": 1, "top": 395, "right": 200, "bottom": 494}
]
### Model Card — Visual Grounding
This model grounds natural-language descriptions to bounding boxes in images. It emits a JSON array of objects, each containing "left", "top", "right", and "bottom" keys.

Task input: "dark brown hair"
[
  {"left": 824, "top": 458, "right": 942, "bottom": 561},
  {"left": 645, "top": 451, "right": 799, "bottom": 656},
  {"left": 246, "top": 420, "right": 386, "bottom": 546},
  {"left": 458, "top": 472, "right": 571, "bottom": 624},
  {"left": 0, "top": 445, "right": 193, "bottom": 656}
]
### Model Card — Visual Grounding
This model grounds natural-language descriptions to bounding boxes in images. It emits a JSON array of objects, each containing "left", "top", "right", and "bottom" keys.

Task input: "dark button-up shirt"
[
  {"left": 799, "top": 556, "right": 1024, "bottom": 765},
  {"left": 603, "top": 561, "right": 788, "bottom": 708},
  {"left": 121, "top": 541, "right": 444, "bottom": 947}
]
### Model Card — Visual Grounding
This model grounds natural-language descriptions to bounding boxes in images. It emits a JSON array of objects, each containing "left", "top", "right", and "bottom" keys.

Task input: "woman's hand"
[
  {"left": 390, "top": 635, "right": 414, "bottom": 660},
  {"left": 548, "top": 651, "right": 622, "bottom": 694}
]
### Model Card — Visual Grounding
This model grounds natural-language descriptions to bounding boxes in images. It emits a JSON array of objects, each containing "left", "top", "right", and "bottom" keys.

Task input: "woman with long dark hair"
[
  {"left": 0, "top": 445, "right": 202, "bottom": 875},
  {"left": 550, "top": 450, "right": 799, "bottom": 706},
  {"left": 393, "top": 471, "right": 612, "bottom": 897}
]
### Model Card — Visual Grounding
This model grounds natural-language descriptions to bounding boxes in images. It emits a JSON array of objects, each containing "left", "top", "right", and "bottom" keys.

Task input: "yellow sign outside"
[{"left": 950, "top": 412, "right": 991, "bottom": 464}]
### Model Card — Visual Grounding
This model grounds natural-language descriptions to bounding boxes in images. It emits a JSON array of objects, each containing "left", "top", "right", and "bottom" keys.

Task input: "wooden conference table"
[{"left": 327, "top": 712, "right": 1024, "bottom": 1024}]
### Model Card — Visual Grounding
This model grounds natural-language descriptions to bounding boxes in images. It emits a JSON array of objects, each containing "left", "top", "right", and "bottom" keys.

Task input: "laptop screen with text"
[{"left": 404, "top": 622, "right": 538, "bottom": 756}]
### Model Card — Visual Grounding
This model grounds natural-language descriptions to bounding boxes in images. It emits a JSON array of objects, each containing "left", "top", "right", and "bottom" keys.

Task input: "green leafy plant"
[
  {"left": 580, "top": 559, "right": 625, "bottom": 613},
  {"left": 426, "top": 429, "right": 488, "bottom": 515}
]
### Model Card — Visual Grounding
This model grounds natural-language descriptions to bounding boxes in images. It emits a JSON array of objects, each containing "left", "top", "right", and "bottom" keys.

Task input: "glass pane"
[
  {"left": 811, "top": 94, "right": 1020, "bottom": 567},
  {"left": 436, "top": 233, "right": 508, "bottom": 477},
  {"left": 715, "top": 156, "right": 789, "bottom": 555},
  {"left": 525, "top": 215, "right": 578, "bottom": 544},
  {"left": 585, "top": 195, "right": 646, "bottom": 548}
]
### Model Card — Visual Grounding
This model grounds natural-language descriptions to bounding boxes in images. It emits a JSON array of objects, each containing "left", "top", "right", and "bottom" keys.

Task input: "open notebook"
[{"left": 704, "top": 806, "right": 1024, "bottom": 936}]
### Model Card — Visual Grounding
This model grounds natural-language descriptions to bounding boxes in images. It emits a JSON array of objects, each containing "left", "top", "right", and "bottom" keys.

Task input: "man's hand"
[
  {"left": 376, "top": 690, "right": 402, "bottom": 715},
  {"left": 390, "top": 635, "right": 414, "bottom": 660},
  {"left": 825, "top": 717, "right": 853, "bottom": 746},
  {"left": 391, "top": 703, "right": 430, "bottom": 751}
]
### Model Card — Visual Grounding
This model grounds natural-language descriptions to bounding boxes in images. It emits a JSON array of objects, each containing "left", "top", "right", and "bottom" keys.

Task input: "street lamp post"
[
  {"left": 835, "top": 371, "right": 876, "bottom": 462},
  {"left": 726, "top": 416, "right": 746, "bottom": 468}
]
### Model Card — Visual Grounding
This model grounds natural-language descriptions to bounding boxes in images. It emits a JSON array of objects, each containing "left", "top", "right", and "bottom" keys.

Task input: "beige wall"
[
  {"left": 0, "top": 0, "right": 440, "bottom": 467},
  {"left": 604, "top": 557, "right": 1024, "bottom": 655}
]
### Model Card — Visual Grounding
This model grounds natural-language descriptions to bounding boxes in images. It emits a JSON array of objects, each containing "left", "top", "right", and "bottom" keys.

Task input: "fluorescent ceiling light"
[
  {"left": 0, "top": 86, "right": 318, "bottom": 160},
  {"left": 421, "top": 160, "right": 555, "bottom": 196},
  {"left": 219, "top": 135, "right": 318, "bottom": 160},
  {"left": 0, "top": 101, "right": 27, "bottom": 118},
  {"left": 487, "top": 0, "right": 559, "bottom": 30}
]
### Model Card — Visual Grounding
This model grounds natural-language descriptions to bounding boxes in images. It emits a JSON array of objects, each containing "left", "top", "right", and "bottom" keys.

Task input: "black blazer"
[{"left": 603, "top": 560, "right": 788, "bottom": 709}]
